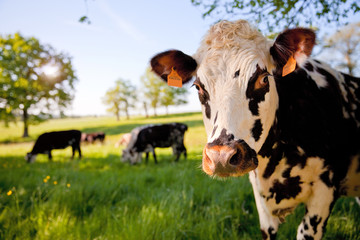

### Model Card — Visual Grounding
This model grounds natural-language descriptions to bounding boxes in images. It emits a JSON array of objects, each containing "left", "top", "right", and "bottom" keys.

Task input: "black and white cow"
[
  {"left": 122, "top": 123, "right": 187, "bottom": 164},
  {"left": 26, "top": 130, "right": 82, "bottom": 162},
  {"left": 150, "top": 20, "right": 360, "bottom": 239}
]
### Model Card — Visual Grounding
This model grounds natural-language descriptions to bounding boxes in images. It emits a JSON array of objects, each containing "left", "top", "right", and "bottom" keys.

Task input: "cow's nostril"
[{"left": 229, "top": 150, "right": 241, "bottom": 166}]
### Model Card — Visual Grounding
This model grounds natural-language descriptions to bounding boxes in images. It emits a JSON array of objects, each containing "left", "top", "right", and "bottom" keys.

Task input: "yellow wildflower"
[
  {"left": 7, "top": 190, "right": 12, "bottom": 196},
  {"left": 53, "top": 181, "right": 58, "bottom": 185},
  {"left": 66, "top": 183, "right": 71, "bottom": 188},
  {"left": 46, "top": 176, "right": 50, "bottom": 180},
  {"left": 43, "top": 178, "right": 48, "bottom": 183}
]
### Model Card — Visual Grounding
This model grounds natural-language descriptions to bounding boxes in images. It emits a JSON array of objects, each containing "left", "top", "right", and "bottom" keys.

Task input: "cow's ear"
[
  {"left": 270, "top": 28, "right": 315, "bottom": 76},
  {"left": 150, "top": 50, "right": 197, "bottom": 84}
]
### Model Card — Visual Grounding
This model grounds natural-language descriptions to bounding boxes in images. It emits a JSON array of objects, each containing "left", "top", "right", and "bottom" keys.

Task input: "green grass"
[{"left": 0, "top": 113, "right": 359, "bottom": 239}]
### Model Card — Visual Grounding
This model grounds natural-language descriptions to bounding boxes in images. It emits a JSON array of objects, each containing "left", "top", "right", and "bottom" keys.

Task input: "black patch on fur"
[
  {"left": 309, "top": 215, "right": 322, "bottom": 235},
  {"left": 252, "top": 119, "right": 263, "bottom": 141},
  {"left": 320, "top": 171, "right": 334, "bottom": 187},
  {"left": 304, "top": 223, "right": 309, "bottom": 230},
  {"left": 197, "top": 79, "right": 211, "bottom": 119},
  {"left": 261, "top": 229, "right": 267, "bottom": 240},
  {"left": 268, "top": 227, "right": 277, "bottom": 240},
  {"left": 214, "top": 111, "right": 218, "bottom": 124},
  {"left": 269, "top": 176, "right": 303, "bottom": 204},
  {"left": 305, "top": 62, "right": 314, "bottom": 72},
  {"left": 234, "top": 70, "right": 240, "bottom": 78},
  {"left": 246, "top": 65, "right": 270, "bottom": 116},
  {"left": 207, "top": 128, "right": 234, "bottom": 147},
  {"left": 211, "top": 125, "right": 218, "bottom": 138},
  {"left": 304, "top": 235, "right": 314, "bottom": 240}
]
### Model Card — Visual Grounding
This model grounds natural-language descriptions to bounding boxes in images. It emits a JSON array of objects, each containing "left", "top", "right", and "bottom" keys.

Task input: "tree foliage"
[
  {"left": 191, "top": 0, "right": 360, "bottom": 32},
  {"left": 141, "top": 67, "right": 164, "bottom": 116},
  {"left": 161, "top": 86, "right": 188, "bottom": 115},
  {"left": 0, "top": 33, "right": 77, "bottom": 137},
  {"left": 322, "top": 22, "right": 360, "bottom": 76},
  {"left": 102, "top": 79, "right": 137, "bottom": 120},
  {"left": 141, "top": 67, "right": 189, "bottom": 116}
]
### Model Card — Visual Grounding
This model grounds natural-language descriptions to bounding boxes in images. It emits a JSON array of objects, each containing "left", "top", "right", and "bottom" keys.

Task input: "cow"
[
  {"left": 114, "top": 133, "right": 132, "bottom": 147},
  {"left": 81, "top": 132, "right": 106, "bottom": 144},
  {"left": 122, "top": 123, "right": 188, "bottom": 164},
  {"left": 150, "top": 20, "right": 360, "bottom": 240},
  {"left": 26, "top": 130, "right": 82, "bottom": 163}
]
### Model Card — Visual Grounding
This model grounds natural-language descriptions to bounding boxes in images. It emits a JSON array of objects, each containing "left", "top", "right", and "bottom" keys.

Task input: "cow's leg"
[
  {"left": 296, "top": 180, "right": 335, "bottom": 240},
  {"left": 172, "top": 145, "right": 186, "bottom": 162},
  {"left": 48, "top": 151, "right": 52, "bottom": 161},
  {"left": 71, "top": 146, "right": 75, "bottom": 159},
  {"left": 145, "top": 152, "right": 149, "bottom": 164},
  {"left": 249, "top": 171, "right": 279, "bottom": 240},
  {"left": 77, "top": 144, "right": 82, "bottom": 159},
  {"left": 183, "top": 146, "right": 187, "bottom": 160},
  {"left": 152, "top": 149, "right": 158, "bottom": 164},
  {"left": 173, "top": 146, "right": 181, "bottom": 162}
]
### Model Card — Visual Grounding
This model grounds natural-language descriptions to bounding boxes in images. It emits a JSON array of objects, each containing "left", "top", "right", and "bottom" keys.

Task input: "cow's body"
[
  {"left": 122, "top": 123, "right": 187, "bottom": 164},
  {"left": 81, "top": 132, "right": 106, "bottom": 144},
  {"left": 151, "top": 20, "right": 360, "bottom": 239},
  {"left": 26, "top": 130, "right": 82, "bottom": 162}
]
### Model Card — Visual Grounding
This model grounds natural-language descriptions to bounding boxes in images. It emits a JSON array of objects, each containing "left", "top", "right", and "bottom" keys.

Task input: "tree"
[
  {"left": 141, "top": 67, "right": 164, "bottom": 117},
  {"left": 191, "top": 0, "right": 360, "bottom": 33},
  {"left": 322, "top": 22, "right": 360, "bottom": 75},
  {"left": 0, "top": 33, "right": 77, "bottom": 137},
  {"left": 141, "top": 67, "right": 189, "bottom": 116},
  {"left": 161, "top": 86, "right": 188, "bottom": 115},
  {"left": 102, "top": 79, "right": 136, "bottom": 120}
]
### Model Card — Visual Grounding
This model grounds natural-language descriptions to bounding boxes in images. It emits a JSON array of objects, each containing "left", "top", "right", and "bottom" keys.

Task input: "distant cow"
[
  {"left": 114, "top": 133, "right": 132, "bottom": 147},
  {"left": 151, "top": 20, "right": 360, "bottom": 239},
  {"left": 26, "top": 130, "right": 82, "bottom": 163},
  {"left": 122, "top": 123, "right": 188, "bottom": 164},
  {"left": 81, "top": 132, "right": 106, "bottom": 144}
]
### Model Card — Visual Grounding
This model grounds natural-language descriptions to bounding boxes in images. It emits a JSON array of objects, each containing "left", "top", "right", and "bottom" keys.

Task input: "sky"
[{"left": 0, "top": 0, "right": 359, "bottom": 116}]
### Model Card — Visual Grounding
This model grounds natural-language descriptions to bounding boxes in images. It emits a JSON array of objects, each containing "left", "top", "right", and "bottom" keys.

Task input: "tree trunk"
[
  {"left": 125, "top": 102, "right": 130, "bottom": 120},
  {"left": 153, "top": 108, "right": 157, "bottom": 117},
  {"left": 143, "top": 102, "right": 149, "bottom": 118},
  {"left": 166, "top": 106, "right": 169, "bottom": 115},
  {"left": 22, "top": 108, "right": 29, "bottom": 138}
]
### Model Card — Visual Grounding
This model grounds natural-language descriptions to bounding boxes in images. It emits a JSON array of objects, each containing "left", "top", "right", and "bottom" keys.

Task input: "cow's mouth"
[{"left": 202, "top": 140, "right": 258, "bottom": 177}]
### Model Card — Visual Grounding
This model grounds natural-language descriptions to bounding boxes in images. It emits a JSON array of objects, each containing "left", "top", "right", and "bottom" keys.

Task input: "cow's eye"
[
  {"left": 260, "top": 76, "right": 269, "bottom": 86},
  {"left": 192, "top": 83, "right": 200, "bottom": 91}
]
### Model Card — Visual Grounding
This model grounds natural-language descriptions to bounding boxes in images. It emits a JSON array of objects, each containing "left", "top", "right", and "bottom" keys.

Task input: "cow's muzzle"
[{"left": 202, "top": 140, "right": 258, "bottom": 177}]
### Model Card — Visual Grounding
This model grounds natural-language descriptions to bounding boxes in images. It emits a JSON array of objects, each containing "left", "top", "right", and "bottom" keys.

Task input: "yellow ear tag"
[
  {"left": 282, "top": 55, "right": 297, "bottom": 77},
  {"left": 167, "top": 68, "right": 182, "bottom": 88}
]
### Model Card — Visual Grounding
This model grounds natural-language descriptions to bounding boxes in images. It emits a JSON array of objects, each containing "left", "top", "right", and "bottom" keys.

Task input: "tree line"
[{"left": 102, "top": 67, "right": 189, "bottom": 121}]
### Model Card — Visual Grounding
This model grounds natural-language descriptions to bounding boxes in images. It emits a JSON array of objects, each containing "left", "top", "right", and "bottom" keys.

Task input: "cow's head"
[
  {"left": 151, "top": 20, "right": 315, "bottom": 177},
  {"left": 25, "top": 153, "right": 36, "bottom": 163},
  {"left": 121, "top": 148, "right": 142, "bottom": 165}
]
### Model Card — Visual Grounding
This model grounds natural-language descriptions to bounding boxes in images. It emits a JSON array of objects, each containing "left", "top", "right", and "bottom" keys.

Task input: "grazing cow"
[
  {"left": 122, "top": 123, "right": 188, "bottom": 164},
  {"left": 150, "top": 20, "right": 360, "bottom": 239},
  {"left": 26, "top": 130, "right": 82, "bottom": 163},
  {"left": 81, "top": 132, "right": 106, "bottom": 144}
]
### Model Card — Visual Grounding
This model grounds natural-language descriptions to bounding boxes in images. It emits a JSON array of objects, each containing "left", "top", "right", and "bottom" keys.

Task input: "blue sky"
[
  {"left": 0, "top": 0, "right": 215, "bottom": 116},
  {"left": 0, "top": 0, "right": 359, "bottom": 116}
]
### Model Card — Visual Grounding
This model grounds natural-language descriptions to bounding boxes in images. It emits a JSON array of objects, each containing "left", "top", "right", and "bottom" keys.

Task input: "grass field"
[{"left": 0, "top": 112, "right": 359, "bottom": 240}]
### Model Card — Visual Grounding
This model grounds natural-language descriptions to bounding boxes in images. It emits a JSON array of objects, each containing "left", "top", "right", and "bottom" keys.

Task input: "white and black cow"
[
  {"left": 26, "top": 130, "right": 82, "bottom": 162},
  {"left": 122, "top": 123, "right": 187, "bottom": 164},
  {"left": 150, "top": 20, "right": 360, "bottom": 240}
]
